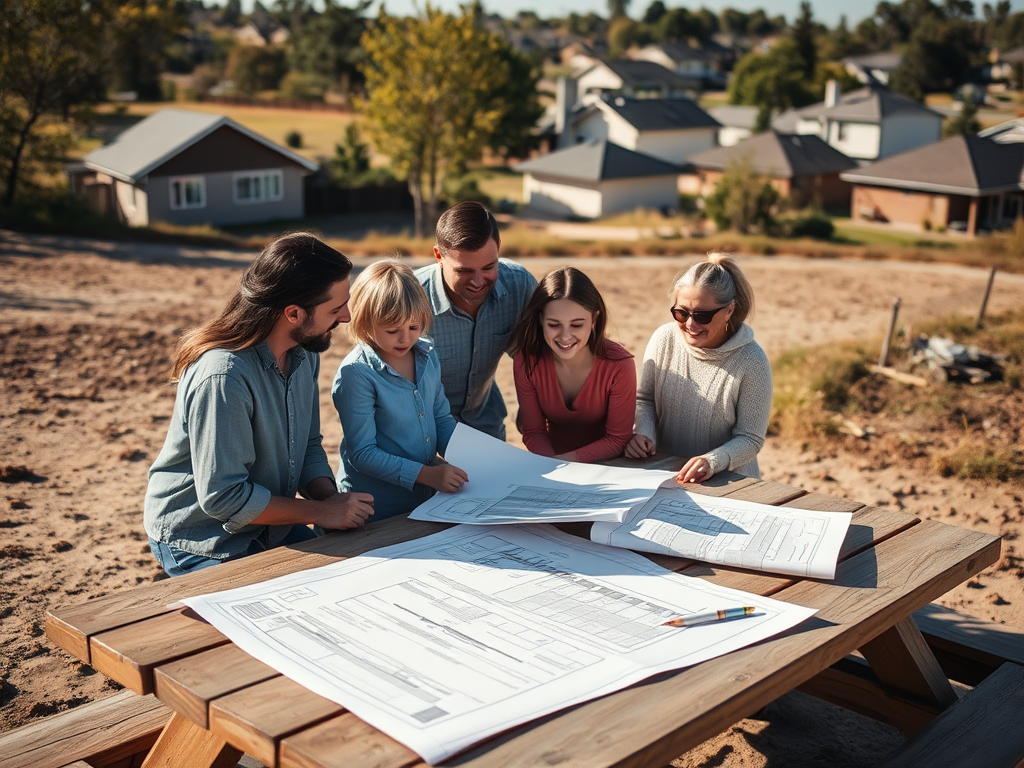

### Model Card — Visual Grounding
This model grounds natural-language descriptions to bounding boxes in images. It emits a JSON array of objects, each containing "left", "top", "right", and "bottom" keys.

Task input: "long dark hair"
[
  {"left": 507, "top": 267, "right": 609, "bottom": 375},
  {"left": 170, "top": 233, "right": 352, "bottom": 380}
]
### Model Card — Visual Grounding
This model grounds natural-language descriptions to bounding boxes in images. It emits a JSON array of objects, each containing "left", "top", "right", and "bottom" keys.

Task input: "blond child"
[{"left": 332, "top": 261, "right": 467, "bottom": 520}]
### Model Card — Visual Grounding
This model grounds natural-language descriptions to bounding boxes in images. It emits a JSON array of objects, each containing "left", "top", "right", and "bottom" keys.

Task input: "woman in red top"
[{"left": 507, "top": 267, "right": 636, "bottom": 462}]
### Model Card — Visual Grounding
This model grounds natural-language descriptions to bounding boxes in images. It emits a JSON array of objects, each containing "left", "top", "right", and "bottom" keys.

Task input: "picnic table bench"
[{"left": 22, "top": 464, "right": 1015, "bottom": 767}]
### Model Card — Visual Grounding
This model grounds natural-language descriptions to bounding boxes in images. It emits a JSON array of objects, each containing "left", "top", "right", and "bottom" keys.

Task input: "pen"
[{"left": 661, "top": 606, "right": 758, "bottom": 627}]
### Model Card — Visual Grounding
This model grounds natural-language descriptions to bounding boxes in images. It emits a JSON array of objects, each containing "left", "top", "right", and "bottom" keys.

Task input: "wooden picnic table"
[{"left": 45, "top": 459, "right": 1001, "bottom": 768}]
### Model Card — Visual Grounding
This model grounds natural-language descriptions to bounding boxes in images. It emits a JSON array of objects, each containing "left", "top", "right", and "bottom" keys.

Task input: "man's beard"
[{"left": 292, "top": 317, "right": 337, "bottom": 353}]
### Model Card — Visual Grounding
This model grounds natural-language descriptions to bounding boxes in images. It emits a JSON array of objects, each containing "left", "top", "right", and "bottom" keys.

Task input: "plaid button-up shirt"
[{"left": 416, "top": 259, "right": 537, "bottom": 439}]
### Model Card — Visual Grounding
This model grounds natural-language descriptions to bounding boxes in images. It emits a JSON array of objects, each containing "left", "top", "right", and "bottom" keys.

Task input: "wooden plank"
[
  {"left": 797, "top": 657, "right": 942, "bottom": 734},
  {"left": 154, "top": 644, "right": 279, "bottom": 728},
  {"left": 91, "top": 610, "right": 229, "bottom": 694},
  {"left": 268, "top": 520, "right": 1000, "bottom": 768},
  {"left": 722, "top": 480, "right": 806, "bottom": 505},
  {"left": 208, "top": 676, "right": 342, "bottom": 768},
  {"left": 0, "top": 690, "right": 169, "bottom": 768},
  {"left": 783, "top": 492, "right": 864, "bottom": 514},
  {"left": 879, "top": 662, "right": 1024, "bottom": 768},
  {"left": 860, "top": 616, "right": 959, "bottom": 714},
  {"left": 139, "top": 711, "right": 241, "bottom": 768},
  {"left": 278, "top": 713, "right": 420, "bottom": 768},
  {"left": 46, "top": 518, "right": 446, "bottom": 663},
  {"left": 914, "top": 603, "right": 1024, "bottom": 686}
]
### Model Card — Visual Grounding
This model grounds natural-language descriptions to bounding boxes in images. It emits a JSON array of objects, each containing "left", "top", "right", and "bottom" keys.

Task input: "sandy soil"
[{"left": 2, "top": 231, "right": 1023, "bottom": 766}]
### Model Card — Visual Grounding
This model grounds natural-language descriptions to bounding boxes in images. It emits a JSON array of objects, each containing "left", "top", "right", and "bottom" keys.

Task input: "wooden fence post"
[
  {"left": 879, "top": 297, "right": 901, "bottom": 368},
  {"left": 976, "top": 266, "right": 997, "bottom": 328}
]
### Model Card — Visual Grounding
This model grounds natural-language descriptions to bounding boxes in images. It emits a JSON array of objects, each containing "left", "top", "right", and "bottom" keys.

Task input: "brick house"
[
  {"left": 841, "top": 135, "right": 1024, "bottom": 236},
  {"left": 688, "top": 132, "right": 858, "bottom": 208}
]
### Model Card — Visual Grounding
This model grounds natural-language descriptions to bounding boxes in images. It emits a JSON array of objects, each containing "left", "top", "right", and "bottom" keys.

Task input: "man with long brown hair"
[{"left": 144, "top": 233, "right": 374, "bottom": 577}]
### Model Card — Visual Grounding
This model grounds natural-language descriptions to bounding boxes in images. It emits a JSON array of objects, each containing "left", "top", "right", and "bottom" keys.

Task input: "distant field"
[{"left": 84, "top": 101, "right": 357, "bottom": 161}]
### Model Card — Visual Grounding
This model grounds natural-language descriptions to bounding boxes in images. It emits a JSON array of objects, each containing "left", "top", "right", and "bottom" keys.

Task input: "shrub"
[
  {"left": 703, "top": 155, "right": 780, "bottom": 235},
  {"left": 441, "top": 175, "right": 491, "bottom": 207},
  {"left": 787, "top": 211, "right": 834, "bottom": 240},
  {"left": 285, "top": 130, "right": 302, "bottom": 149}
]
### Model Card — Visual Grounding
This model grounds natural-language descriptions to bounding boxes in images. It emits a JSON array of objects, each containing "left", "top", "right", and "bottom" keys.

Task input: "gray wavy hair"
[{"left": 671, "top": 251, "right": 754, "bottom": 326}]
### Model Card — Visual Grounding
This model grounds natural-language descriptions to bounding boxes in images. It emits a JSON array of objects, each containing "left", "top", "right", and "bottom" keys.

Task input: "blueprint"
[
  {"left": 409, "top": 424, "right": 675, "bottom": 524},
  {"left": 591, "top": 487, "right": 852, "bottom": 579},
  {"left": 183, "top": 524, "right": 817, "bottom": 763}
]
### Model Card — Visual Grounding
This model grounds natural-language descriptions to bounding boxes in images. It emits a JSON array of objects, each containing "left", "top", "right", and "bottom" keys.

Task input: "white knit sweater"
[{"left": 634, "top": 322, "right": 773, "bottom": 478}]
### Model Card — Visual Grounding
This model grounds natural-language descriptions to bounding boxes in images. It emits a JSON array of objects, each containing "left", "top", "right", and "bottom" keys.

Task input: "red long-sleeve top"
[{"left": 513, "top": 341, "right": 636, "bottom": 463}]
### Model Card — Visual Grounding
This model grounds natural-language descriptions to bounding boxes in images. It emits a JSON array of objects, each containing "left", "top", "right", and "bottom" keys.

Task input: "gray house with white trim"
[{"left": 77, "top": 109, "right": 318, "bottom": 227}]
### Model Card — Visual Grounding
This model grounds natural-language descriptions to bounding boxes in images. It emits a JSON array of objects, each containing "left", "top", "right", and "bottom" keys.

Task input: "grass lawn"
[
  {"left": 466, "top": 165, "right": 524, "bottom": 204},
  {"left": 84, "top": 101, "right": 356, "bottom": 161},
  {"left": 832, "top": 220, "right": 955, "bottom": 249}
]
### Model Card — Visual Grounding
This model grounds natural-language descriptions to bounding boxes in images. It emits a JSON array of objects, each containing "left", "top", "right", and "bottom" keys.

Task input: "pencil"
[{"left": 661, "top": 606, "right": 758, "bottom": 627}]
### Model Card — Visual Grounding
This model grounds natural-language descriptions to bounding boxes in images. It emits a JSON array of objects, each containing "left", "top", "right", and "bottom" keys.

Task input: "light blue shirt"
[
  {"left": 144, "top": 343, "right": 334, "bottom": 559},
  {"left": 415, "top": 258, "right": 537, "bottom": 439},
  {"left": 332, "top": 338, "right": 457, "bottom": 519}
]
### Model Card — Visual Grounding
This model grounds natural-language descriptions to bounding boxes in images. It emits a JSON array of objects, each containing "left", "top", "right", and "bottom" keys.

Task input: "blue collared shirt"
[
  {"left": 415, "top": 259, "right": 537, "bottom": 439},
  {"left": 332, "top": 338, "right": 457, "bottom": 519},
  {"left": 144, "top": 342, "right": 334, "bottom": 559}
]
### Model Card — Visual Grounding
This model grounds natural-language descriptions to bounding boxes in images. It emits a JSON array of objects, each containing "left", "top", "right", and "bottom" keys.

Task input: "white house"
[
  {"left": 843, "top": 52, "right": 903, "bottom": 86},
  {"left": 773, "top": 84, "right": 944, "bottom": 163},
  {"left": 628, "top": 42, "right": 721, "bottom": 85},
  {"left": 566, "top": 95, "right": 720, "bottom": 165},
  {"left": 707, "top": 105, "right": 759, "bottom": 147},
  {"left": 575, "top": 60, "right": 697, "bottom": 102},
  {"left": 514, "top": 140, "right": 682, "bottom": 219}
]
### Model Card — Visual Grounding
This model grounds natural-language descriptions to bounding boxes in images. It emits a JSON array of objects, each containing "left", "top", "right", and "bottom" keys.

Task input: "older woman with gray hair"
[{"left": 624, "top": 252, "right": 772, "bottom": 484}]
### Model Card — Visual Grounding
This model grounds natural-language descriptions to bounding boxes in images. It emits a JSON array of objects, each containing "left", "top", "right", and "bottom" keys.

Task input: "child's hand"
[{"left": 418, "top": 464, "right": 469, "bottom": 493}]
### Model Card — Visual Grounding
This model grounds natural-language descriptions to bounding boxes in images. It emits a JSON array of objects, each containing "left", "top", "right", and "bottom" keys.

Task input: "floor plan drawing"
[{"left": 184, "top": 524, "right": 817, "bottom": 763}]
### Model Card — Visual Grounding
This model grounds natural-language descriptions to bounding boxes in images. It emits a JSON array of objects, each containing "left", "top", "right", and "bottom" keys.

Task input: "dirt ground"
[{"left": 2, "top": 230, "right": 1023, "bottom": 766}]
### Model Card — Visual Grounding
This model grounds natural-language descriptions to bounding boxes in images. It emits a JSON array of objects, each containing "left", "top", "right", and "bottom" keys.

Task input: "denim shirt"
[
  {"left": 333, "top": 339, "right": 457, "bottom": 519},
  {"left": 144, "top": 342, "right": 334, "bottom": 559},
  {"left": 415, "top": 259, "right": 537, "bottom": 439}
]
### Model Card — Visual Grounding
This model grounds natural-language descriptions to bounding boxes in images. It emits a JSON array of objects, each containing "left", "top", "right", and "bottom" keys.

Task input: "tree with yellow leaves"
[{"left": 360, "top": 6, "right": 509, "bottom": 237}]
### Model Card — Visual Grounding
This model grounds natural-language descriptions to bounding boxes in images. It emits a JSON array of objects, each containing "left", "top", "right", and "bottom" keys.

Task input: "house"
[
  {"left": 840, "top": 135, "right": 1024, "bottom": 235},
  {"left": 513, "top": 140, "right": 682, "bottom": 219},
  {"left": 75, "top": 109, "right": 318, "bottom": 227},
  {"left": 565, "top": 95, "right": 720, "bottom": 165},
  {"left": 773, "top": 83, "right": 943, "bottom": 163},
  {"left": 843, "top": 52, "right": 903, "bottom": 86},
  {"left": 575, "top": 60, "right": 699, "bottom": 102},
  {"left": 688, "top": 132, "right": 857, "bottom": 208},
  {"left": 628, "top": 42, "right": 726, "bottom": 89},
  {"left": 707, "top": 105, "right": 758, "bottom": 147},
  {"left": 978, "top": 118, "right": 1024, "bottom": 144}
]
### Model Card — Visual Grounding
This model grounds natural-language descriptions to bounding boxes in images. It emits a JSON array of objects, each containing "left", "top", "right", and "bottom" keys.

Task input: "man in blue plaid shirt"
[{"left": 416, "top": 202, "right": 537, "bottom": 439}]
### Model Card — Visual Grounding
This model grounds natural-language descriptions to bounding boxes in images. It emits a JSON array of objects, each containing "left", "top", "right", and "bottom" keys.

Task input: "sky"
[{"left": 241, "top": 0, "right": 1024, "bottom": 28}]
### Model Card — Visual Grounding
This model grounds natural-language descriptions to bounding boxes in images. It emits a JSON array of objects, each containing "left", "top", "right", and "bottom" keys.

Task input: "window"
[
  {"left": 169, "top": 176, "right": 205, "bottom": 210},
  {"left": 233, "top": 169, "right": 284, "bottom": 204}
]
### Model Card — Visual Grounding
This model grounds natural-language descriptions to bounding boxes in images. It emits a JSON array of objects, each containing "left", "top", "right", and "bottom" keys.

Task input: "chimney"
[
  {"left": 825, "top": 79, "right": 840, "bottom": 108},
  {"left": 555, "top": 76, "right": 578, "bottom": 149}
]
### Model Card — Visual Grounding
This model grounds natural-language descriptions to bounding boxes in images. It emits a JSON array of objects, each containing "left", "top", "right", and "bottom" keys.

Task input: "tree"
[
  {"left": 226, "top": 44, "right": 287, "bottom": 95},
  {"left": 791, "top": 2, "right": 817, "bottom": 80},
  {"left": 286, "top": 0, "right": 370, "bottom": 96},
  {"left": 889, "top": 11, "right": 982, "bottom": 100},
  {"left": 729, "top": 39, "right": 816, "bottom": 131},
  {"left": 642, "top": 0, "right": 666, "bottom": 25},
  {"left": 944, "top": 92, "right": 981, "bottom": 135},
  {"left": 704, "top": 155, "right": 780, "bottom": 235},
  {"left": 608, "top": 16, "right": 640, "bottom": 56},
  {"left": 487, "top": 41, "right": 545, "bottom": 161},
  {"left": 106, "top": 0, "right": 186, "bottom": 101},
  {"left": 360, "top": 6, "right": 509, "bottom": 237},
  {"left": 608, "top": 0, "right": 631, "bottom": 20},
  {"left": 1, "top": 0, "right": 107, "bottom": 208}
]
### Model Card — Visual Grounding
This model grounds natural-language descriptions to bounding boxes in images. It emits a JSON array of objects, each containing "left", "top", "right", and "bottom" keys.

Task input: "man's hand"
[
  {"left": 320, "top": 491, "right": 375, "bottom": 529},
  {"left": 624, "top": 433, "right": 655, "bottom": 459},
  {"left": 418, "top": 464, "right": 469, "bottom": 493}
]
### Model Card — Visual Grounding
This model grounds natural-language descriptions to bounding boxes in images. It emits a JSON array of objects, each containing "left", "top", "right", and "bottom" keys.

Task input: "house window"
[
  {"left": 234, "top": 169, "right": 284, "bottom": 204},
  {"left": 169, "top": 176, "right": 205, "bottom": 209}
]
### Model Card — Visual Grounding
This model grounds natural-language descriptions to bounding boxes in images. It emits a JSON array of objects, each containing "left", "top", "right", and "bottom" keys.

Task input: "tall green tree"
[
  {"left": 608, "top": 0, "right": 631, "bottom": 20},
  {"left": 729, "top": 38, "right": 816, "bottom": 131},
  {"left": 360, "top": 6, "right": 509, "bottom": 237},
  {"left": 792, "top": 2, "right": 817, "bottom": 80},
  {"left": 0, "top": 0, "right": 107, "bottom": 208},
  {"left": 944, "top": 94, "right": 981, "bottom": 136},
  {"left": 642, "top": 0, "right": 666, "bottom": 25},
  {"left": 107, "top": 0, "right": 187, "bottom": 100},
  {"left": 286, "top": 0, "right": 370, "bottom": 95},
  {"left": 488, "top": 41, "right": 545, "bottom": 161}
]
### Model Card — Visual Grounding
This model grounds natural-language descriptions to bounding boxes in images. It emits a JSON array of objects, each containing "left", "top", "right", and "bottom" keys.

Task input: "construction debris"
[{"left": 911, "top": 335, "right": 1006, "bottom": 383}]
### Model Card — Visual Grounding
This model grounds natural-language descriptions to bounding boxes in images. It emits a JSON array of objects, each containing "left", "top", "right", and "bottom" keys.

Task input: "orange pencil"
[{"left": 661, "top": 606, "right": 758, "bottom": 627}]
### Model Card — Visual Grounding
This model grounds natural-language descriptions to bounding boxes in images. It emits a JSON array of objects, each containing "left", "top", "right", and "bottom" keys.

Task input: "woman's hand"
[
  {"left": 676, "top": 456, "right": 713, "bottom": 484},
  {"left": 624, "top": 433, "right": 655, "bottom": 459},
  {"left": 418, "top": 464, "right": 469, "bottom": 493}
]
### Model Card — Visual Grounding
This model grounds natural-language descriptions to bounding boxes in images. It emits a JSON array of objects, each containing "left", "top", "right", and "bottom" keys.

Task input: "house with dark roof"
[
  {"left": 75, "top": 109, "right": 318, "bottom": 227},
  {"left": 575, "top": 60, "right": 699, "bottom": 102},
  {"left": 688, "top": 132, "right": 858, "bottom": 208},
  {"left": 773, "top": 84, "right": 943, "bottom": 162},
  {"left": 841, "top": 135, "right": 1024, "bottom": 236},
  {"left": 513, "top": 140, "right": 682, "bottom": 218},
  {"left": 978, "top": 118, "right": 1024, "bottom": 144},
  {"left": 707, "top": 105, "right": 758, "bottom": 147},
  {"left": 628, "top": 42, "right": 727, "bottom": 88},
  {"left": 566, "top": 95, "right": 720, "bottom": 165}
]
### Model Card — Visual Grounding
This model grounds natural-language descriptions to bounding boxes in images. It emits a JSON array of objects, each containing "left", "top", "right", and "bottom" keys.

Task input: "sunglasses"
[{"left": 670, "top": 304, "right": 730, "bottom": 325}]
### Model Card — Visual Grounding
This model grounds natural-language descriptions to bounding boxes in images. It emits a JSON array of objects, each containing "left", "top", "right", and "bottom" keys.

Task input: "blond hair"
[
  {"left": 349, "top": 260, "right": 432, "bottom": 348},
  {"left": 672, "top": 251, "right": 754, "bottom": 327}
]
